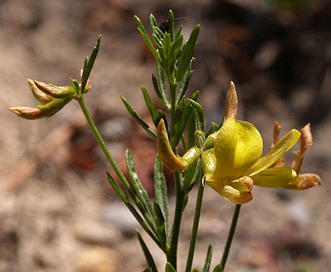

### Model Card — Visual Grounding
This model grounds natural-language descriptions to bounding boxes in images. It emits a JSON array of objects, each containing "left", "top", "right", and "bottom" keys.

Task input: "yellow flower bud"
[{"left": 157, "top": 119, "right": 188, "bottom": 171}]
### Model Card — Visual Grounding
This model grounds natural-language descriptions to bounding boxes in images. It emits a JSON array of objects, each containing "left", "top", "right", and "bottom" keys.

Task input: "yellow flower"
[
  {"left": 202, "top": 118, "right": 301, "bottom": 204},
  {"left": 272, "top": 122, "right": 321, "bottom": 190}
]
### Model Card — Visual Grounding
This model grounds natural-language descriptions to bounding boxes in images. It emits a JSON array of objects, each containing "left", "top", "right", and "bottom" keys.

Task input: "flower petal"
[
  {"left": 206, "top": 176, "right": 253, "bottom": 204},
  {"left": 213, "top": 118, "right": 263, "bottom": 180},
  {"left": 251, "top": 167, "right": 297, "bottom": 188},
  {"left": 245, "top": 129, "right": 301, "bottom": 176}
]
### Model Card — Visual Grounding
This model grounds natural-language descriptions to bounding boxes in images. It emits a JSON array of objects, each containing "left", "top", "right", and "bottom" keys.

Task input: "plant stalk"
[
  {"left": 167, "top": 171, "right": 185, "bottom": 269},
  {"left": 76, "top": 96, "right": 127, "bottom": 183},
  {"left": 185, "top": 173, "right": 204, "bottom": 272},
  {"left": 220, "top": 204, "right": 241, "bottom": 270}
]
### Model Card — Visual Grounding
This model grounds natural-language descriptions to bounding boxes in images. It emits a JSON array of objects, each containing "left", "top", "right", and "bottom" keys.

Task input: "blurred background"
[{"left": 0, "top": 0, "right": 330, "bottom": 271}]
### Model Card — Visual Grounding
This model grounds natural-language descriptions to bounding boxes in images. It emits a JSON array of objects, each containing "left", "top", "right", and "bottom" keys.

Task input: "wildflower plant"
[{"left": 9, "top": 10, "right": 321, "bottom": 272}]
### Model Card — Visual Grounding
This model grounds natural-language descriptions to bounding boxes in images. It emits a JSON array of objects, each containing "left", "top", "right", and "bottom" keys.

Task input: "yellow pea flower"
[{"left": 202, "top": 118, "right": 301, "bottom": 204}]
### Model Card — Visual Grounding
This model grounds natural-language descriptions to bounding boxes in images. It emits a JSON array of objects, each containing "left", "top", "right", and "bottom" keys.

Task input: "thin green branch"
[
  {"left": 185, "top": 172, "right": 204, "bottom": 272},
  {"left": 76, "top": 96, "right": 128, "bottom": 186},
  {"left": 167, "top": 171, "right": 185, "bottom": 269},
  {"left": 220, "top": 204, "right": 242, "bottom": 270}
]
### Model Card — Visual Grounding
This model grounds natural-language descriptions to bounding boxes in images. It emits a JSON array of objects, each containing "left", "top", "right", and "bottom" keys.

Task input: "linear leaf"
[
  {"left": 212, "top": 265, "right": 223, "bottom": 272},
  {"left": 80, "top": 35, "right": 101, "bottom": 94},
  {"left": 141, "top": 86, "right": 160, "bottom": 127},
  {"left": 121, "top": 96, "right": 157, "bottom": 138},
  {"left": 137, "top": 230, "right": 158, "bottom": 272},
  {"left": 154, "top": 201, "right": 167, "bottom": 250},
  {"left": 167, "top": 9, "right": 175, "bottom": 41},
  {"left": 126, "top": 150, "right": 156, "bottom": 229},
  {"left": 203, "top": 244, "right": 213, "bottom": 272},
  {"left": 188, "top": 99, "right": 205, "bottom": 132},
  {"left": 175, "top": 59, "right": 192, "bottom": 105},
  {"left": 170, "top": 99, "right": 193, "bottom": 148},
  {"left": 154, "top": 156, "right": 169, "bottom": 238},
  {"left": 156, "top": 62, "right": 170, "bottom": 109},
  {"left": 107, "top": 172, "right": 160, "bottom": 245},
  {"left": 165, "top": 262, "right": 176, "bottom": 272},
  {"left": 176, "top": 25, "right": 200, "bottom": 82},
  {"left": 135, "top": 16, "right": 161, "bottom": 63}
]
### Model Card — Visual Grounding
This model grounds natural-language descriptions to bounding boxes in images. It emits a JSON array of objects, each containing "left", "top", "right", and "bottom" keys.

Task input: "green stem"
[
  {"left": 220, "top": 204, "right": 242, "bottom": 270},
  {"left": 167, "top": 171, "right": 184, "bottom": 269},
  {"left": 185, "top": 172, "right": 204, "bottom": 272},
  {"left": 76, "top": 96, "right": 127, "bottom": 183}
]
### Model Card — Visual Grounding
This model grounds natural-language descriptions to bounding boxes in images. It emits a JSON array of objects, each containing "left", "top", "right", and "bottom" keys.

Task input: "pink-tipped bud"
[
  {"left": 9, "top": 106, "right": 44, "bottom": 120},
  {"left": 27, "top": 79, "right": 52, "bottom": 104},
  {"left": 34, "top": 80, "right": 75, "bottom": 99}
]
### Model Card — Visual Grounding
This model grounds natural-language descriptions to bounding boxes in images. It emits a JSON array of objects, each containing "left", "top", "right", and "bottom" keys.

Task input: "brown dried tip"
[
  {"left": 224, "top": 81, "right": 238, "bottom": 120},
  {"left": 292, "top": 123, "right": 313, "bottom": 173}
]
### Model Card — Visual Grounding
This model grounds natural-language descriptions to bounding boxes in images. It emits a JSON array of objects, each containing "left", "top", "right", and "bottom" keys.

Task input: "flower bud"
[
  {"left": 27, "top": 79, "right": 52, "bottom": 104},
  {"left": 34, "top": 80, "right": 76, "bottom": 99},
  {"left": 9, "top": 106, "right": 44, "bottom": 120},
  {"left": 9, "top": 97, "right": 73, "bottom": 120},
  {"left": 157, "top": 119, "right": 188, "bottom": 171}
]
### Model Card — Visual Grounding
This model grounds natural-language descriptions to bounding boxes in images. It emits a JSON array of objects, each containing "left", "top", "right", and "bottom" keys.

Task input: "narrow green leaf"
[
  {"left": 188, "top": 99, "right": 205, "bottom": 132},
  {"left": 170, "top": 99, "right": 193, "bottom": 148},
  {"left": 106, "top": 172, "right": 129, "bottom": 204},
  {"left": 153, "top": 26, "right": 166, "bottom": 41},
  {"left": 152, "top": 74, "right": 163, "bottom": 101},
  {"left": 154, "top": 201, "right": 167, "bottom": 250},
  {"left": 187, "top": 112, "right": 196, "bottom": 149},
  {"left": 168, "top": 34, "right": 184, "bottom": 73},
  {"left": 126, "top": 150, "right": 156, "bottom": 226},
  {"left": 156, "top": 62, "right": 170, "bottom": 109},
  {"left": 212, "top": 265, "right": 223, "bottom": 272},
  {"left": 153, "top": 32, "right": 164, "bottom": 49},
  {"left": 163, "top": 32, "right": 172, "bottom": 66},
  {"left": 176, "top": 25, "right": 200, "bottom": 82},
  {"left": 167, "top": 10, "right": 175, "bottom": 41},
  {"left": 121, "top": 96, "right": 157, "bottom": 138},
  {"left": 107, "top": 172, "right": 160, "bottom": 245},
  {"left": 165, "top": 262, "right": 177, "bottom": 272},
  {"left": 149, "top": 14, "right": 158, "bottom": 29},
  {"left": 203, "top": 244, "right": 213, "bottom": 272},
  {"left": 175, "top": 25, "right": 183, "bottom": 39},
  {"left": 175, "top": 60, "right": 192, "bottom": 105},
  {"left": 135, "top": 16, "right": 161, "bottom": 63},
  {"left": 154, "top": 156, "right": 169, "bottom": 238},
  {"left": 141, "top": 86, "right": 160, "bottom": 127},
  {"left": 192, "top": 269, "right": 200, "bottom": 272},
  {"left": 137, "top": 230, "right": 158, "bottom": 272},
  {"left": 80, "top": 35, "right": 101, "bottom": 94}
]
